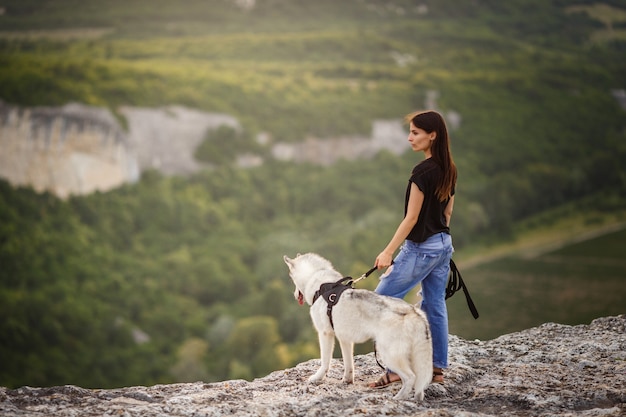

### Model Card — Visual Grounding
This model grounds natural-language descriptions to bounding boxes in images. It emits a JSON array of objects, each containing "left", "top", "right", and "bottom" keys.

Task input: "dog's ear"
[{"left": 283, "top": 255, "right": 293, "bottom": 268}]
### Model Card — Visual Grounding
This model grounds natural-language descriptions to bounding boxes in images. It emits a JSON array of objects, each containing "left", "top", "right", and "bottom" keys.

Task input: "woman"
[{"left": 369, "top": 110, "right": 456, "bottom": 387}]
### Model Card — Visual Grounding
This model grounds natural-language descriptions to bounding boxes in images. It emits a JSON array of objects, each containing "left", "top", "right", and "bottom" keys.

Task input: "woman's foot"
[
  {"left": 432, "top": 368, "right": 444, "bottom": 384},
  {"left": 368, "top": 371, "right": 401, "bottom": 389}
]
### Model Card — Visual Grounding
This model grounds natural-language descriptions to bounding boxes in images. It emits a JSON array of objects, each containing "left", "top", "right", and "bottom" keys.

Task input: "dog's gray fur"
[{"left": 284, "top": 252, "right": 433, "bottom": 400}]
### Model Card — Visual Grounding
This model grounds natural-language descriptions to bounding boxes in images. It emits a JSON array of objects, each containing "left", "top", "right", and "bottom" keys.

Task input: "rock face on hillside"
[
  {"left": 0, "top": 101, "right": 242, "bottom": 198},
  {"left": 2, "top": 315, "right": 624, "bottom": 417},
  {"left": 271, "top": 120, "right": 409, "bottom": 166},
  {"left": 0, "top": 101, "right": 414, "bottom": 198},
  {"left": 118, "top": 105, "right": 240, "bottom": 175},
  {"left": 0, "top": 101, "right": 138, "bottom": 198}
]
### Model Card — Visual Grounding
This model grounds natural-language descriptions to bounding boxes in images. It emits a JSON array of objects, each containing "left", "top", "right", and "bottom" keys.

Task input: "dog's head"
[
  {"left": 283, "top": 253, "right": 335, "bottom": 306},
  {"left": 283, "top": 253, "right": 306, "bottom": 305}
]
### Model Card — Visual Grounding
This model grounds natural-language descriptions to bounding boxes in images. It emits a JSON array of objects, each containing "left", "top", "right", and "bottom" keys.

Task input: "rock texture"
[
  {"left": 0, "top": 101, "right": 242, "bottom": 198},
  {"left": 119, "top": 105, "right": 240, "bottom": 175},
  {"left": 0, "top": 101, "right": 138, "bottom": 198},
  {"left": 271, "top": 120, "right": 409, "bottom": 166},
  {"left": 2, "top": 315, "right": 624, "bottom": 417}
]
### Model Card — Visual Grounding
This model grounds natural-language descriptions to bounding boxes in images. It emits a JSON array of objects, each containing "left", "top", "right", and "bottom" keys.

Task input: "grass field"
[{"left": 566, "top": 3, "right": 626, "bottom": 43}]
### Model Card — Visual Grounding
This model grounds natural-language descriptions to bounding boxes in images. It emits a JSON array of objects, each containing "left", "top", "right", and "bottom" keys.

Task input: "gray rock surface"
[{"left": 1, "top": 315, "right": 625, "bottom": 417}]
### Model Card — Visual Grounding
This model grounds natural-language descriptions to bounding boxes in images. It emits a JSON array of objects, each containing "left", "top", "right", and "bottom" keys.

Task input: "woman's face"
[{"left": 408, "top": 122, "right": 435, "bottom": 155}]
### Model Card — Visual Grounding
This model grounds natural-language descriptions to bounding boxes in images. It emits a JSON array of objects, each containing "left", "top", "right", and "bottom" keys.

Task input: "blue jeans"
[{"left": 374, "top": 233, "right": 453, "bottom": 369}]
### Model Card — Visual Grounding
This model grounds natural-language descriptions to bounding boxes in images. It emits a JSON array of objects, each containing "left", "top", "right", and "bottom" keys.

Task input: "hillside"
[
  {"left": 0, "top": 0, "right": 625, "bottom": 390},
  {"left": 1, "top": 0, "right": 624, "bottom": 230}
]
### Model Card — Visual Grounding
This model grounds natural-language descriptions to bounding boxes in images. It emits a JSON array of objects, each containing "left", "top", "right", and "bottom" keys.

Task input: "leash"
[
  {"left": 351, "top": 261, "right": 393, "bottom": 285},
  {"left": 446, "top": 259, "right": 479, "bottom": 319}
]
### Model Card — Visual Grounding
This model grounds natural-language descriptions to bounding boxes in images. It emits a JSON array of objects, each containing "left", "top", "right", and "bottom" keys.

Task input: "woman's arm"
[
  {"left": 444, "top": 195, "right": 454, "bottom": 227},
  {"left": 375, "top": 182, "right": 424, "bottom": 269}
]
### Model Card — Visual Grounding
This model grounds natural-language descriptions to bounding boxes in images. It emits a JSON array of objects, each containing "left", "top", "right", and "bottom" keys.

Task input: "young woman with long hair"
[{"left": 369, "top": 110, "right": 457, "bottom": 388}]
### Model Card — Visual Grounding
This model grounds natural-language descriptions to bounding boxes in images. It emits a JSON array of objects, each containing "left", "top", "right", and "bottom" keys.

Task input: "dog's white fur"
[{"left": 284, "top": 252, "right": 433, "bottom": 400}]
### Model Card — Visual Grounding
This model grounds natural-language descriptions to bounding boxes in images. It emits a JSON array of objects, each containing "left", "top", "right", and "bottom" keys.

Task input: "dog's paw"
[
  {"left": 414, "top": 390, "right": 424, "bottom": 401},
  {"left": 308, "top": 373, "right": 325, "bottom": 384},
  {"left": 393, "top": 392, "right": 410, "bottom": 401},
  {"left": 342, "top": 369, "right": 354, "bottom": 384}
]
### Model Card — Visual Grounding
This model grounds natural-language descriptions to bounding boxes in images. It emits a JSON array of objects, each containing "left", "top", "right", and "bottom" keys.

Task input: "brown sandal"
[
  {"left": 432, "top": 369, "right": 444, "bottom": 384},
  {"left": 368, "top": 371, "right": 401, "bottom": 389}
]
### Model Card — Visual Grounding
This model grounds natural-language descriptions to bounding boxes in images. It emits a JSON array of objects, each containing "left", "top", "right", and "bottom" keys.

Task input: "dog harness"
[{"left": 312, "top": 277, "right": 353, "bottom": 329}]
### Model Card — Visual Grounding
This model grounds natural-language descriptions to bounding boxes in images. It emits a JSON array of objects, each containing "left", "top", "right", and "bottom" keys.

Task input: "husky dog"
[{"left": 284, "top": 252, "right": 433, "bottom": 400}]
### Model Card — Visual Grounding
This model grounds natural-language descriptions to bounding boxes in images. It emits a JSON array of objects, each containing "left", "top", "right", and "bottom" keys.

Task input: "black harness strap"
[
  {"left": 446, "top": 259, "right": 479, "bottom": 319},
  {"left": 312, "top": 277, "right": 354, "bottom": 329}
]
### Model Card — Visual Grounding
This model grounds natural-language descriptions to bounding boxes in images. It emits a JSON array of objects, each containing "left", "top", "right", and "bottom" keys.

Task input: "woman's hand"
[{"left": 375, "top": 251, "right": 393, "bottom": 269}]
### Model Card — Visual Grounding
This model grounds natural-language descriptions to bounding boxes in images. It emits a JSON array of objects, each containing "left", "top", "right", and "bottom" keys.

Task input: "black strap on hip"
[{"left": 446, "top": 259, "right": 479, "bottom": 319}]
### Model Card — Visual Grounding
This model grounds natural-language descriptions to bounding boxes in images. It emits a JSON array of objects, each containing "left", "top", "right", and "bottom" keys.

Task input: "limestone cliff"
[
  {"left": 0, "top": 101, "right": 244, "bottom": 198},
  {"left": 0, "top": 101, "right": 138, "bottom": 198},
  {"left": 118, "top": 105, "right": 240, "bottom": 175},
  {"left": 1, "top": 315, "right": 624, "bottom": 417},
  {"left": 0, "top": 100, "right": 412, "bottom": 198}
]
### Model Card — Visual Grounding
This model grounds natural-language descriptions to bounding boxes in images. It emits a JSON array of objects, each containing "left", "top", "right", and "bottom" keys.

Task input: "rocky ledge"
[{"left": 1, "top": 315, "right": 625, "bottom": 417}]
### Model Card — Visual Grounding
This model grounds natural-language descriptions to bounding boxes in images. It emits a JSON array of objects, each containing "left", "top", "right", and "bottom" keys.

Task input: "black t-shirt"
[{"left": 404, "top": 158, "right": 454, "bottom": 243}]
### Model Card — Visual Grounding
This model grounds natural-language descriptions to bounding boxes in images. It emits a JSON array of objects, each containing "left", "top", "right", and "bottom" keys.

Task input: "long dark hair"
[{"left": 405, "top": 110, "right": 457, "bottom": 202}]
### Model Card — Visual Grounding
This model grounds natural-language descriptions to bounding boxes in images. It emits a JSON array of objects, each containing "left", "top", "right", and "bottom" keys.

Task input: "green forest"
[{"left": 1, "top": 0, "right": 625, "bottom": 389}]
